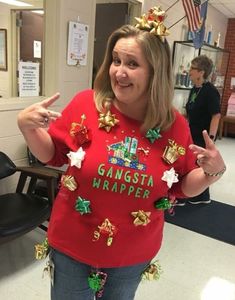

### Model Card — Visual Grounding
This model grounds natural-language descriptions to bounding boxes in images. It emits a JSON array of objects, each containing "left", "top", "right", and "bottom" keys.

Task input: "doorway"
[
  {"left": 93, "top": 0, "right": 141, "bottom": 84},
  {"left": 11, "top": 9, "right": 44, "bottom": 97}
]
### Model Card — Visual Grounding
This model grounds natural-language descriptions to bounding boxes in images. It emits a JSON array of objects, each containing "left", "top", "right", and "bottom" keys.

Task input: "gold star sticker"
[
  {"left": 131, "top": 210, "right": 151, "bottom": 226},
  {"left": 98, "top": 110, "right": 119, "bottom": 132}
]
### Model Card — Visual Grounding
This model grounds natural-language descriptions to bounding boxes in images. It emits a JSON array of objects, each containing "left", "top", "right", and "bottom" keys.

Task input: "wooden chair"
[
  {"left": 26, "top": 147, "right": 63, "bottom": 202},
  {"left": 218, "top": 115, "right": 235, "bottom": 139},
  {"left": 0, "top": 151, "right": 62, "bottom": 244}
]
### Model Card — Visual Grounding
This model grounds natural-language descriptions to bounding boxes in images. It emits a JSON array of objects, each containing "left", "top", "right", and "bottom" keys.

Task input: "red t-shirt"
[{"left": 47, "top": 89, "right": 197, "bottom": 267}]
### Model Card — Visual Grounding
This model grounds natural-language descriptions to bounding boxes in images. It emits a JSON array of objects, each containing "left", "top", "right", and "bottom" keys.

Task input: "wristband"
[{"left": 204, "top": 166, "right": 226, "bottom": 177}]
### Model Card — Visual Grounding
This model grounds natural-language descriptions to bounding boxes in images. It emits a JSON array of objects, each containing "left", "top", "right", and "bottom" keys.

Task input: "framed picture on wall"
[{"left": 0, "top": 29, "right": 7, "bottom": 71}]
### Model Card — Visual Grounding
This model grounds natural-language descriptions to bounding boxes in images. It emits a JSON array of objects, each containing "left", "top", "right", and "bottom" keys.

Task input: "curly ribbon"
[
  {"left": 93, "top": 218, "right": 117, "bottom": 246},
  {"left": 135, "top": 6, "right": 170, "bottom": 40},
  {"left": 145, "top": 127, "right": 162, "bottom": 143},
  {"left": 162, "top": 139, "right": 185, "bottom": 164},
  {"left": 131, "top": 210, "right": 151, "bottom": 226},
  {"left": 35, "top": 238, "right": 50, "bottom": 260},
  {"left": 75, "top": 196, "right": 91, "bottom": 215},
  {"left": 42, "top": 260, "right": 54, "bottom": 285},
  {"left": 137, "top": 147, "right": 150, "bottom": 157},
  {"left": 88, "top": 271, "right": 107, "bottom": 297},
  {"left": 98, "top": 111, "right": 119, "bottom": 132},
  {"left": 142, "top": 260, "right": 163, "bottom": 281},
  {"left": 167, "top": 193, "right": 177, "bottom": 216}
]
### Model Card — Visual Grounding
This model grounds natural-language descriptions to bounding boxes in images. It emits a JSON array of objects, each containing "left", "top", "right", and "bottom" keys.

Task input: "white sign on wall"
[
  {"left": 19, "top": 61, "right": 39, "bottom": 97},
  {"left": 67, "top": 21, "right": 89, "bottom": 66},
  {"left": 33, "top": 40, "right": 42, "bottom": 59}
]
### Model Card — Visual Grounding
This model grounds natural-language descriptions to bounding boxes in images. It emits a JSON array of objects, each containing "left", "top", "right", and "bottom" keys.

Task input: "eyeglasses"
[{"left": 190, "top": 66, "right": 201, "bottom": 71}]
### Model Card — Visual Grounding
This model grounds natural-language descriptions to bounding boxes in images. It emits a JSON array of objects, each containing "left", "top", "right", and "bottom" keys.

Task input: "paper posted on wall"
[
  {"left": 67, "top": 21, "right": 89, "bottom": 66},
  {"left": 19, "top": 61, "right": 39, "bottom": 97}
]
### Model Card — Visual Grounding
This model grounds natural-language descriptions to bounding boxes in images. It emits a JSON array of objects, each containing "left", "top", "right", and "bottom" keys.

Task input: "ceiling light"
[
  {"left": 31, "top": 10, "right": 44, "bottom": 15},
  {"left": 0, "top": 0, "right": 33, "bottom": 7}
]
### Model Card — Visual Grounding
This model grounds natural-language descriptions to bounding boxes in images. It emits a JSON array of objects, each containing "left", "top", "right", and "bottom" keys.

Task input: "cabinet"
[{"left": 172, "top": 41, "right": 230, "bottom": 95}]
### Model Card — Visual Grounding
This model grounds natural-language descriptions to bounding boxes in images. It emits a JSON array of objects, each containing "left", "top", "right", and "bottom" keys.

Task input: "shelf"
[
  {"left": 172, "top": 41, "right": 230, "bottom": 96},
  {"left": 174, "top": 87, "right": 191, "bottom": 90},
  {"left": 172, "top": 41, "right": 230, "bottom": 114}
]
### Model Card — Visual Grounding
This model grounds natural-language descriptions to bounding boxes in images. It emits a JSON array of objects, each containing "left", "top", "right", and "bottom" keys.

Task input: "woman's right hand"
[{"left": 17, "top": 93, "right": 62, "bottom": 131}]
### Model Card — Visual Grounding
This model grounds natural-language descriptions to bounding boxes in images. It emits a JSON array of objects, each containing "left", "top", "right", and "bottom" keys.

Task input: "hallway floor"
[{"left": 0, "top": 137, "right": 234, "bottom": 300}]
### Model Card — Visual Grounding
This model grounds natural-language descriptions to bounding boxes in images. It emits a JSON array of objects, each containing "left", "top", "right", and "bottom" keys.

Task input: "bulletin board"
[{"left": 67, "top": 21, "right": 89, "bottom": 66}]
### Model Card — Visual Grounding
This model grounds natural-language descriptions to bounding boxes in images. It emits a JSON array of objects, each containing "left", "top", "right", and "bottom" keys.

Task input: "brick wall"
[{"left": 222, "top": 19, "right": 235, "bottom": 135}]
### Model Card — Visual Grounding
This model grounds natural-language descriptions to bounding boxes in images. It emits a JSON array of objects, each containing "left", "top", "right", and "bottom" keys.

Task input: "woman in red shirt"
[{"left": 18, "top": 7, "right": 225, "bottom": 300}]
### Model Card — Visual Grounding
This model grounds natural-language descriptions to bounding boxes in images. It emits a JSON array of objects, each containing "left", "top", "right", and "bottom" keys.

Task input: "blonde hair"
[{"left": 94, "top": 25, "right": 175, "bottom": 132}]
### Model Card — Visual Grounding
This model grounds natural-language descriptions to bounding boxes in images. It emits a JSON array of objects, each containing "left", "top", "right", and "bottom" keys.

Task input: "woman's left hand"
[{"left": 189, "top": 130, "right": 226, "bottom": 174}]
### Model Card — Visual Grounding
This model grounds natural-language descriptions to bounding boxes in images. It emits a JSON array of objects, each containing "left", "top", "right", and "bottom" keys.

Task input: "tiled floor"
[{"left": 0, "top": 137, "right": 234, "bottom": 300}]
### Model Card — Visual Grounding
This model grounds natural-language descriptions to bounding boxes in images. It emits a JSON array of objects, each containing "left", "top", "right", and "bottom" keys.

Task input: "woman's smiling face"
[{"left": 109, "top": 37, "right": 151, "bottom": 108}]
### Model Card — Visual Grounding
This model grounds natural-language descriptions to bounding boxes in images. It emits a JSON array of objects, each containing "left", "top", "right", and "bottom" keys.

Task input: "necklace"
[{"left": 190, "top": 85, "right": 203, "bottom": 103}]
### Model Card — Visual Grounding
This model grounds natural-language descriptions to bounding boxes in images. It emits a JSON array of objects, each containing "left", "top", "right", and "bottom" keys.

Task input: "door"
[
  {"left": 93, "top": 3, "right": 128, "bottom": 84},
  {"left": 19, "top": 10, "right": 44, "bottom": 96},
  {"left": 12, "top": 10, "right": 44, "bottom": 96}
]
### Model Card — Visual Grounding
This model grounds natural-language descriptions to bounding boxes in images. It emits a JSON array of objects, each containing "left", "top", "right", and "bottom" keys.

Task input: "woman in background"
[{"left": 186, "top": 55, "right": 221, "bottom": 205}]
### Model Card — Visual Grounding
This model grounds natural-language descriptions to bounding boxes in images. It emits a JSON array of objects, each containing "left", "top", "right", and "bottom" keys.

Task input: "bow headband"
[{"left": 135, "top": 6, "right": 170, "bottom": 41}]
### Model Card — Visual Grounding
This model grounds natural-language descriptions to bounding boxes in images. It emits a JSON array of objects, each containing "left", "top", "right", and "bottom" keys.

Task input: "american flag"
[{"left": 182, "top": 0, "right": 201, "bottom": 32}]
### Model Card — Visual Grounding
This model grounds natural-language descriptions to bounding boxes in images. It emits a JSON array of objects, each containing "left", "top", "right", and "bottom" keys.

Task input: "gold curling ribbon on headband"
[{"left": 135, "top": 6, "right": 169, "bottom": 40}]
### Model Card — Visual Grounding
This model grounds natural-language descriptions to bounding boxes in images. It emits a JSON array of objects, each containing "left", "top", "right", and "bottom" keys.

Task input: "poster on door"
[{"left": 19, "top": 61, "right": 39, "bottom": 97}]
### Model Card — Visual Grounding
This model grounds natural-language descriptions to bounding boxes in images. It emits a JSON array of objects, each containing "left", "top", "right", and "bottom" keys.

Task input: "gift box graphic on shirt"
[{"left": 108, "top": 137, "right": 146, "bottom": 171}]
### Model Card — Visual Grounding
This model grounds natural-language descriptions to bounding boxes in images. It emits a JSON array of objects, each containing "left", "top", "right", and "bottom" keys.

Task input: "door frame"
[{"left": 11, "top": 9, "right": 44, "bottom": 97}]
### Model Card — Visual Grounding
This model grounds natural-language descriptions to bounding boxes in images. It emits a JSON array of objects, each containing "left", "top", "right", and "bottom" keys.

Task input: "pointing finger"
[
  {"left": 202, "top": 130, "right": 215, "bottom": 149},
  {"left": 41, "top": 92, "right": 60, "bottom": 109}
]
